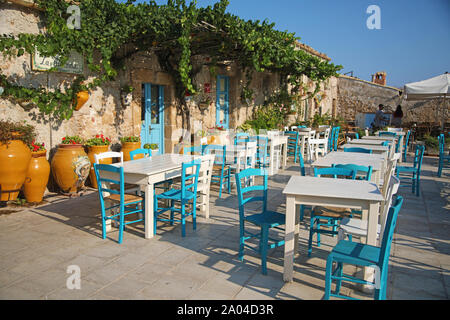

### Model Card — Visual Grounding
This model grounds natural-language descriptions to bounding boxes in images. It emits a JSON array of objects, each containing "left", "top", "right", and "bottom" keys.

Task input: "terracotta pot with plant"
[
  {"left": 143, "top": 143, "right": 159, "bottom": 155},
  {"left": 120, "top": 136, "right": 141, "bottom": 161},
  {"left": 85, "top": 134, "right": 111, "bottom": 189},
  {"left": 23, "top": 141, "right": 50, "bottom": 203},
  {"left": 0, "top": 120, "right": 34, "bottom": 202},
  {"left": 51, "top": 136, "right": 90, "bottom": 194}
]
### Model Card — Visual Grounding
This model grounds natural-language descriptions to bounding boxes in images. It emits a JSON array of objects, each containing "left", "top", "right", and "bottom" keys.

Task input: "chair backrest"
[
  {"left": 94, "top": 151, "right": 124, "bottom": 165},
  {"left": 197, "top": 154, "right": 215, "bottom": 192},
  {"left": 378, "top": 131, "right": 397, "bottom": 137},
  {"left": 235, "top": 168, "right": 268, "bottom": 217},
  {"left": 234, "top": 132, "right": 250, "bottom": 145},
  {"left": 285, "top": 131, "right": 299, "bottom": 147},
  {"left": 378, "top": 196, "right": 404, "bottom": 270},
  {"left": 313, "top": 167, "right": 356, "bottom": 180},
  {"left": 129, "top": 148, "right": 151, "bottom": 160},
  {"left": 93, "top": 163, "right": 125, "bottom": 206},
  {"left": 379, "top": 175, "right": 400, "bottom": 243},
  {"left": 438, "top": 134, "right": 445, "bottom": 155},
  {"left": 412, "top": 144, "right": 425, "bottom": 171},
  {"left": 323, "top": 128, "right": 331, "bottom": 140},
  {"left": 181, "top": 159, "right": 201, "bottom": 199},
  {"left": 203, "top": 144, "right": 226, "bottom": 166},
  {"left": 344, "top": 147, "right": 372, "bottom": 154},
  {"left": 308, "top": 130, "right": 316, "bottom": 139},
  {"left": 333, "top": 164, "right": 373, "bottom": 181},
  {"left": 183, "top": 145, "right": 205, "bottom": 155},
  {"left": 381, "top": 141, "right": 389, "bottom": 147},
  {"left": 250, "top": 136, "right": 269, "bottom": 165},
  {"left": 291, "top": 126, "right": 298, "bottom": 131}
]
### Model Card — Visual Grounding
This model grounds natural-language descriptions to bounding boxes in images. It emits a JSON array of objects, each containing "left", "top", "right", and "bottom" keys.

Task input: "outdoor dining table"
[
  {"left": 340, "top": 143, "right": 390, "bottom": 159},
  {"left": 218, "top": 141, "right": 258, "bottom": 172},
  {"left": 102, "top": 153, "right": 211, "bottom": 239},
  {"left": 282, "top": 175, "right": 384, "bottom": 282},
  {"left": 312, "top": 151, "right": 385, "bottom": 186},
  {"left": 374, "top": 131, "right": 405, "bottom": 163}
]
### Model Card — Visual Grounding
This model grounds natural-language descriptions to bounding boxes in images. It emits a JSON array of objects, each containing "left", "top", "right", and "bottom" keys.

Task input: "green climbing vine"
[{"left": 0, "top": 0, "right": 342, "bottom": 121}]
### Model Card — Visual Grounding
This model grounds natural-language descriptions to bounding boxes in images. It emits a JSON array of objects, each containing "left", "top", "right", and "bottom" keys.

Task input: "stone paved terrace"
[{"left": 0, "top": 156, "right": 448, "bottom": 300}]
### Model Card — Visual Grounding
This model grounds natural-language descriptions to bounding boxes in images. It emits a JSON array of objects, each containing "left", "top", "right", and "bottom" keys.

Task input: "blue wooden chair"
[
  {"left": 324, "top": 196, "right": 404, "bottom": 300},
  {"left": 298, "top": 151, "right": 307, "bottom": 222},
  {"left": 234, "top": 132, "right": 250, "bottom": 145},
  {"left": 235, "top": 168, "right": 285, "bottom": 275},
  {"left": 154, "top": 159, "right": 201, "bottom": 237},
  {"left": 333, "top": 126, "right": 341, "bottom": 151},
  {"left": 396, "top": 144, "right": 425, "bottom": 196},
  {"left": 250, "top": 136, "right": 270, "bottom": 168},
  {"left": 437, "top": 134, "right": 450, "bottom": 177},
  {"left": 344, "top": 147, "right": 372, "bottom": 154},
  {"left": 93, "top": 163, "right": 144, "bottom": 244},
  {"left": 204, "top": 144, "right": 231, "bottom": 198},
  {"left": 328, "top": 127, "right": 337, "bottom": 153},
  {"left": 333, "top": 164, "right": 372, "bottom": 181},
  {"left": 284, "top": 131, "right": 301, "bottom": 163},
  {"left": 403, "top": 130, "right": 411, "bottom": 162},
  {"left": 307, "top": 167, "right": 356, "bottom": 256},
  {"left": 378, "top": 131, "right": 397, "bottom": 137}
]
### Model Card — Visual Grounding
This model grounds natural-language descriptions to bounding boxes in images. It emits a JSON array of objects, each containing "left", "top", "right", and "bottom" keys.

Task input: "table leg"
[
  {"left": 283, "top": 195, "right": 296, "bottom": 282},
  {"left": 144, "top": 183, "right": 155, "bottom": 239},
  {"left": 282, "top": 142, "right": 287, "bottom": 169},
  {"left": 269, "top": 142, "right": 275, "bottom": 175},
  {"left": 398, "top": 136, "right": 404, "bottom": 163}
]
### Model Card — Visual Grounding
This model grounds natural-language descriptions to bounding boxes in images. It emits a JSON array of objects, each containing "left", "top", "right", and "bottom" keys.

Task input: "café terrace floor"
[{"left": 0, "top": 156, "right": 448, "bottom": 300}]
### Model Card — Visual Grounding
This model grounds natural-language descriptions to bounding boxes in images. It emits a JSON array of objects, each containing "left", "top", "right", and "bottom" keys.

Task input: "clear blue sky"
[{"left": 118, "top": 0, "right": 450, "bottom": 88}]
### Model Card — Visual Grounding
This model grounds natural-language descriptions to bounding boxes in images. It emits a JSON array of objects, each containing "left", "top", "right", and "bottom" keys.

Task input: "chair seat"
[
  {"left": 313, "top": 206, "right": 352, "bottom": 218},
  {"left": 106, "top": 193, "right": 143, "bottom": 204},
  {"left": 156, "top": 188, "right": 195, "bottom": 201},
  {"left": 339, "top": 217, "right": 381, "bottom": 237},
  {"left": 245, "top": 210, "right": 285, "bottom": 228},
  {"left": 329, "top": 240, "right": 381, "bottom": 267}
]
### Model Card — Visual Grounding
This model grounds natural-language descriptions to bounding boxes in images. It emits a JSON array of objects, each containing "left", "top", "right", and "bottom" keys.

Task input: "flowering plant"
[
  {"left": 85, "top": 134, "right": 111, "bottom": 146},
  {"left": 143, "top": 143, "right": 158, "bottom": 150},
  {"left": 61, "top": 135, "right": 84, "bottom": 145},
  {"left": 120, "top": 136, "right": 140, "bottom": 143},
  {"left": 29, "top": 140, "right": 45, "bottom": 152}
]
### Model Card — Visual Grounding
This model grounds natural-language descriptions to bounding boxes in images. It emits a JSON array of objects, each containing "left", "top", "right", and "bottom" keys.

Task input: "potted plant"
[
  {"left": 85, "top": 134, "right": 112, "bottom": 188},
  {"left": 120, "top": 85, "right": 134, "bottom": 107},
  {"left": 0, "top": 120, "right": 34, "bottom": 202},
  {"left": 120, "top": 136, "right": 141, "bottom": 161},
  {"left": 23, "top": 140, "right": 50, "bottom": 203},
  {"left": 144, "top": 143, "right": 159, "bottom": 155},
  {"left": 51, "top": 135, "right": 91, "bottom": 194}
]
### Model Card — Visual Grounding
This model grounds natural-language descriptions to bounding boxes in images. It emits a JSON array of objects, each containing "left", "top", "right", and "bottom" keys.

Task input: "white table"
[
  {"left": 103, "top": 154, "right": 210, "bottom": 239},
  {"left": 361, "top": 136, "right": 396, "bottom": 142},
  {"left": 218, "top": 142, "right": 258, "bottom": 172},
  {"left": 349, "top": 139, "right": 391, "bottom": 146},
  {"left": 282, "top": 176, "right": 384, "bottom": 282},
  {"left": 375, "top": 131, "right": 405, "bottom": 162},
  {"left": 258, "top": 134, "right": 288, "bottom": 175},
  {"left": 340, "top": 143, "right": 390, "bottom": 159},
  {"left": 312, "top": 152, "right": 385, "bottom": 186}
]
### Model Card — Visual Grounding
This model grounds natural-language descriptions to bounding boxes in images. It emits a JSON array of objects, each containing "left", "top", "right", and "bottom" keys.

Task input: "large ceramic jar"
[
  {"left": 51, "top": 144, "right": 91, "bottom": 193},
  {"left": 86, "top": 145, "right": 111, "bottom": 189},
  {"left": 23, "top": 150, "right": 50, "bottom": 203},
  {"left": 0, "top": 137, "right": 32, "bottom": 201},
  {"left": 122, "top": 141, "right": 142, "bottom": 161},
  {"left": 75, "top": 90, "right": 89, "bottom": 111}
]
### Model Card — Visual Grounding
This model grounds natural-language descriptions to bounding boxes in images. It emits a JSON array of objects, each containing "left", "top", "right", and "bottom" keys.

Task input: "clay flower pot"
[
  {"left": 51, "top": 144, "right": 91, "bottom": 193},
  {"left": 121, "top": 141, "right": 142, "bottom": 161},
  {"left": 87, "top": 145, "right": 111, "bottom": 189},
  {"left": 0, "top": 137, "right": 32, "bottom": 201},
  {"left": 74, "top": 90, "right": 89, "bottom": 111},
  {"left": 23, "top": 150, "right": 50, "bottom": 203}
]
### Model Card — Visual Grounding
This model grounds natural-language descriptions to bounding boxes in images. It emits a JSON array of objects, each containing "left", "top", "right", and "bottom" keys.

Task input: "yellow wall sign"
[{"left": 32, "top": 50, "right": 84, "bottom": 74}]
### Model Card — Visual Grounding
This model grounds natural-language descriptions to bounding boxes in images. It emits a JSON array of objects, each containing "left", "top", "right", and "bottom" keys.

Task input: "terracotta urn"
[
  {"left": 23, "top": 150, "right": 50, "bottom": 203},
  {"left": 51, "top": 144, "right": 91, "bottom": 193},
  {"left": 122, "top": 141, "right": 142, "bottom": 161},
  {"left": 0, "top": 137, "right": 32, "bottom": 201},
  {"left": 87, "top": 145, "right": 111, "bottom": 189},
  {"left": 74, "top": 90, "right": 89, "bottom": 111}
]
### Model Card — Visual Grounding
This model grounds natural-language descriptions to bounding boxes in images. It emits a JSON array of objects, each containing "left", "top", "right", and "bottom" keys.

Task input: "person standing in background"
[{"left": 392, "top": 105, "right": 404, "bottom": 127}]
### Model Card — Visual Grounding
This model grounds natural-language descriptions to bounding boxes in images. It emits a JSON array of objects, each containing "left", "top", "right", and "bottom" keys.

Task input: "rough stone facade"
[{"left": 0, "top": 2, "right": 339, "bottom": 156}]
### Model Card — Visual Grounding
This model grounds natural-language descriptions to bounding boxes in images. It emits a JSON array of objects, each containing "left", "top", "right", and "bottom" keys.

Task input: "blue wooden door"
[
  {"left": 216, "top": 75, "right": 229, "bottom": 129},
  {"left": 141, "top": 83, "right": 164, "bottom": 153}
]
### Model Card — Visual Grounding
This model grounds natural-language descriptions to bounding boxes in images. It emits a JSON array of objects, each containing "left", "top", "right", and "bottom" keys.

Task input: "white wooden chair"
[{"left": 196, "top": 154, "right": 215, "bottom": 219}]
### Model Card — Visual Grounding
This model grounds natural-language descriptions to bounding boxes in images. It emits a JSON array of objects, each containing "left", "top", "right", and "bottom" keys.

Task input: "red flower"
[{"left": 62, "top": 137, "right": 66, "bottom": 141}]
